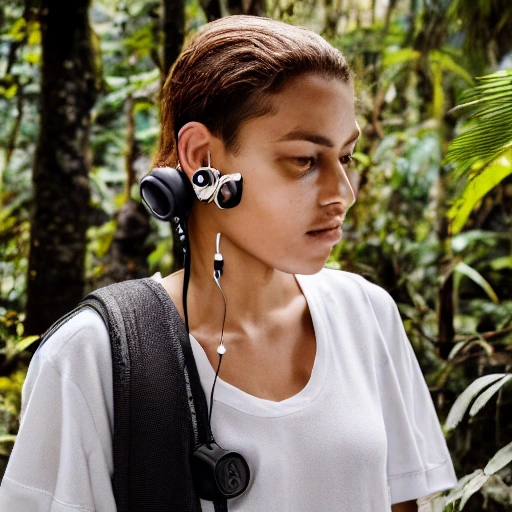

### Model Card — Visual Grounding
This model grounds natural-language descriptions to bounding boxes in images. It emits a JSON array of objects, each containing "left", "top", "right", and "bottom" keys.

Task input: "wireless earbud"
[
  {"left": 192, "top": 167, "right": 220, "bottom": 201},
  {"left": 191, "top": 154, "right": 243, "bottom": 210}
]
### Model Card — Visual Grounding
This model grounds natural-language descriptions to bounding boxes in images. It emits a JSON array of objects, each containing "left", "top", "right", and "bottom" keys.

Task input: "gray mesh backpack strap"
[{"left": 80, "top": 277, "right": 204, "bottom": 512}]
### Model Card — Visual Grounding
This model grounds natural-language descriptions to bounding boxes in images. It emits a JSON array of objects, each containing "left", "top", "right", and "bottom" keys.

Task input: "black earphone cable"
[
  {"left": 181, "top": 220, "right": 214, "bottom": 448},
  {"left": 209, "top": 354, "right": 223, "bottom": 425},
  {"left": 181, "top": 221, "right": 224, "bottom": 441},
  {"left": 182, "top": 222, "right": 190, "bottom": 335},
  {"left": 181, "top": 228, "right": 232, "bottom": 510}
]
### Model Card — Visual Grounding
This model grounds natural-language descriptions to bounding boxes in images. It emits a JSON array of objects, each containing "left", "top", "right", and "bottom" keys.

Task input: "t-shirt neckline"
[{"left": 188, "top": 274, "right": 327, "bottom": 418}]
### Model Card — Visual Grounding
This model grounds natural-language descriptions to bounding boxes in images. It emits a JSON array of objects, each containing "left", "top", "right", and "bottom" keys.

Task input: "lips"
[
  {"left": 306, "top": 223, "right": 341, "bottom": 235},
  {"left": 305, "top": 216, "right": 344, "bottom": 246},
  {"left": 306, "top": 216, "right": 344, "bottom": 234},
  {"left": 305, "top": 225, "right": 342, "bottom": 247}
]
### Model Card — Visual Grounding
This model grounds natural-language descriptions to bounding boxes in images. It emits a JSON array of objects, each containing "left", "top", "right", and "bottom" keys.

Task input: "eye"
[
  {"left": 339, "top": 154, "right": 353, "bottom": 167},
  {"left": 294, "top": 157, "right": 317, "bottom": 176}
]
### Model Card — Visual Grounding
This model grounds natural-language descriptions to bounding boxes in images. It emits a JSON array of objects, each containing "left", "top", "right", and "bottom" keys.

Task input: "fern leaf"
[
  {"left": 469, "top": 375, "right": 512, "bottom": 417},
  {"left": 446, "top": 70, "right": 512, "bottom": 178},
  {"left": 484, "top": 441, "right": 512, "bottom": 475},
  {"left": 445, "top": 374, "right": 506, "bottom": 432}
]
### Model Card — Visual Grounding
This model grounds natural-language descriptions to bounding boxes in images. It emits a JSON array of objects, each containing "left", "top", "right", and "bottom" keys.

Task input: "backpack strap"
[
  {"left": 81, "top": 277, "right": 204, "bottom": 512},
  {"left": 39, "top": 277, "right": 229, "bottom": 511}
]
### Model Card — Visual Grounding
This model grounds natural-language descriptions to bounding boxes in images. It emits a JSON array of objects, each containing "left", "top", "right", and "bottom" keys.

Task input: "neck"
[{"left": 184, "top": 217, "right": 300, "bottom": 340}]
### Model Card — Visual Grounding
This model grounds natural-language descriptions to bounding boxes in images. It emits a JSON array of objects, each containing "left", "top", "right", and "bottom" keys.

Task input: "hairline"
[{"left": 221, "top": 71, "right": 353, "bottom": 156}]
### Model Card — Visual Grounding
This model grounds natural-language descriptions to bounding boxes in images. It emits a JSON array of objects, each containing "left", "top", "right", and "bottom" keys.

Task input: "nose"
[{"left": 318, "top": 160, "right": 356, "bottom": 209}]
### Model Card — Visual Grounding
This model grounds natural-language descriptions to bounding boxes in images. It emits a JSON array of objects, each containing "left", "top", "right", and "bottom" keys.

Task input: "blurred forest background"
[{"left": 1, "top": 0, "right": 512, "bottom": 510}]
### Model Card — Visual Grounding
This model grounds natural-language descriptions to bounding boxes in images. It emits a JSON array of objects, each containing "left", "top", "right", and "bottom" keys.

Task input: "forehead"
[{"left": 237, "top": 74, "right": 357, "bottom": 149}]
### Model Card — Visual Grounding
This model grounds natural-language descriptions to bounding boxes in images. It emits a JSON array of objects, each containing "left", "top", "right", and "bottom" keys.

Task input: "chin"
[{"left": 276, "top": 257, "right": 329, "bottom": 276}]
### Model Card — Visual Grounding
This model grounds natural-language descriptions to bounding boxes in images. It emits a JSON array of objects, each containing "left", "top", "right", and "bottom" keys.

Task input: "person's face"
[{"left": 206, "top": 73, "right": 359, "bottom": 275}]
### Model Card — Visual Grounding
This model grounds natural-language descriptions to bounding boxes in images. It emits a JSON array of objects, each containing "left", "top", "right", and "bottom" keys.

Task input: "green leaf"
[
  {"left": 87, "top": 220, "right": 116, "bottom": 259},
  {"left": 148, "top": 237, "right": 173, "bottom": 273},
  {"left": 454, "top": 261, "right": 499, "bottom": 303},
  {"left": 14, "top": 335, "right": 40, "bottom": 354},
  {"left": 469, "top": 375, "right": 512, "bottom": 417},
  {"left": 352, "top": 152, "right": 371, "bottom": 167},
  {"left": 447, "top": 157, "right": 512, "bottom": 234},
  {"left": 451, "top": 230, "right": 503, "bottom": 253},
  {"left": 445, "top": 374, "right": 506, "bottom": 432},
  {"left": 447, "top": 340, "right": 467, "bottom": 361},
  {"left": 105, "top": 76, "right": 128, "bottom": 88},
  {"left": 430, "top": 60, "right": 444, "bottom": 120},
  {"left": 484, "top": 441, "right": 512, "bottom": 475},
  {"left": 448, "top": 339, "right": 493, "bottom": 362},
  {"left": 382, "top": 47, "right": 420, "bottom": 67},
  {"left": 459, "top": 473, "right": 490, "bottom": 509},
  {"left": 446, "top": 70, "right": 512, "bottom": 177},
  {"left": 428, "top": 50, "right": 474, "bottom": 85},
  {"left": 0, "top": 434, "right": 17, "bottom": 444},
  {"left": 1, "top": 84, "right": 18, "bottom": 100},
  {"left": 489, "top": 256, "right": 512, "bottom": 271},
  {"left": 7, "top": 18, "right": 27, "bottom": 42},
  {"left": 444, "top": 469, "right": 484, "bottom": 506},
  {"left": 23, "top": 49, "right": 41, "bottom": 65},
  {"left": 27, "top": 21, "right": 41, "bottom": 46}
]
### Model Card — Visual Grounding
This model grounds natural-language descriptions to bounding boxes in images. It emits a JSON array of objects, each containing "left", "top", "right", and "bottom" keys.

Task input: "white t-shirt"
[{"left": 0, "top": 269, "right": 457, "bottom": 511}]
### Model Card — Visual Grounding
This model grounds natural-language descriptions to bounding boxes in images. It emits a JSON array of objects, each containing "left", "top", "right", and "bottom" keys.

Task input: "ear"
[{"left": 177, "top": 122, "right": 213, "bottom": 179}]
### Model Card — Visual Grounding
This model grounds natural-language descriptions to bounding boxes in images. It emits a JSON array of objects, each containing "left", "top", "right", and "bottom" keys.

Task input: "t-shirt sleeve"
[
  {"left": 364, "top": 281, "right": 458, "bottom": 505},
  {"left": 0, "top": 309, "right": 116, "bottom": 512}
]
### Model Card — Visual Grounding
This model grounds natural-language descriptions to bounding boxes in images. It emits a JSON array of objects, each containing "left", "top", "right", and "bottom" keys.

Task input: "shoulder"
[
  {"left": 35, "top": 308, "right": 110, "bottom": 380},
  {"left": 297, "top": 268, "right": 403, "bottom": 349},
  {"left": 23, "top": 307, "right": 114, "bottom": 431},
  {"left": 298, "top": 267, "right": 396, "bottom": 314}
]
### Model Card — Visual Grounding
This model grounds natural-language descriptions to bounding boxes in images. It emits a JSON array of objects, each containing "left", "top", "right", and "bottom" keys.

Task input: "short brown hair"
[{"left": 153, "top": 15, "right": 351, "bottom": 167}]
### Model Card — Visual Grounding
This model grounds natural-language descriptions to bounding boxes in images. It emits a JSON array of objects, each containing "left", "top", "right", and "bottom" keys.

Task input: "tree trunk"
[
  {"left": 404, "top": 0, "right": 419, "bottom": 46},
  {"left": 412, "top": 0, "right": 449, "bottom": 112},
  {"left": 323, "top": 0, "right": 340, "bottom": 39},
  {"left": 200, "top": 0, "right": 222, "bottom": 21},
  {"left": 228, "top": 0, "right": 266, "bottom": 16},
  {"left": 25, "top": 0, "right": 96, "bottom": 335},
  {"left": 163, "top": 0, "right": 185, "bottom": 76},
  {"left": 382, "top": 0, "right": 398, "bottom": 40}
]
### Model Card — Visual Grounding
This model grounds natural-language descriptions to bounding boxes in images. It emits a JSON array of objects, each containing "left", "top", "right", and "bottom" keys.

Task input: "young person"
[{"left": 0, "top": 15, "right": 457, "bottom": 512}]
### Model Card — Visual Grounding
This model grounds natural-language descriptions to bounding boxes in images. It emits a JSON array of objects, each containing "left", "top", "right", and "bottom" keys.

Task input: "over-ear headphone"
[
  {"left": 140, "top": 161, "right": 243, "bottom": 223},
  {"left": 140, "top": 166, "right": 194, "bottom": 222}
]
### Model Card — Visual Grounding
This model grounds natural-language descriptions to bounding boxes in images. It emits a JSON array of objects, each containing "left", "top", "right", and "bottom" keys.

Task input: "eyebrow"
[{"left": 278, "top": 127, "right": 361, "bottom": 148}]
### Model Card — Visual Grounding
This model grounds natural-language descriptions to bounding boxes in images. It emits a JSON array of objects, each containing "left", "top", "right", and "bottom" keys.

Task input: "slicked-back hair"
[{"left": 153, "top": 15, "right": 352, "bottom": 167}]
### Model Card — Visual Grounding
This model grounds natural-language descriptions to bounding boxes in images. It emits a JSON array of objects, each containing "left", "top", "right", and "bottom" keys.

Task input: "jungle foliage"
[{"left": 0, "top": 1, "right": 511, "bottom": 510}]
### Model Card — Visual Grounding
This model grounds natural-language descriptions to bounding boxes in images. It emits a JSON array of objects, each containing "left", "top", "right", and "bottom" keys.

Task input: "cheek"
[{"left": 244, "top": 181, "right": 307, "bottom": 227}]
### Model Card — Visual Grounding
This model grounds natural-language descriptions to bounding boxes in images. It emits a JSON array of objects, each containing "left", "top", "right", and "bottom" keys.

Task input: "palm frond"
[{"left": 446, "top": 70, "right": 512, "bottom": 178}]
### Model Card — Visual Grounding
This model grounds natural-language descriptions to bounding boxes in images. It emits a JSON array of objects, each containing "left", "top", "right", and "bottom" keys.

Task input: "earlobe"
[{"left": 177, "top": 122, "right": 213, "bottom": 178}]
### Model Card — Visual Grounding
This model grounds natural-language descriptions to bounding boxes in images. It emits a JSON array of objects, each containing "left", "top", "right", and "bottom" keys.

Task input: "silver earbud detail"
[{"left": 191, "top": 152, "right": 242, "bottom": 209}]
